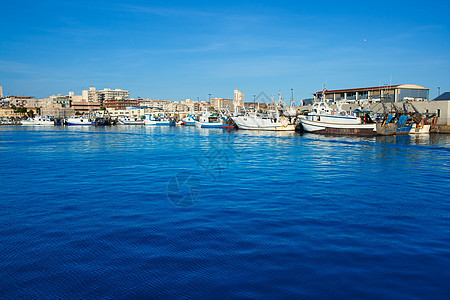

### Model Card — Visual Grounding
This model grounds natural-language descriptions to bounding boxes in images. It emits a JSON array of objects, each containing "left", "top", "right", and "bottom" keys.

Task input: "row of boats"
[
  {"left": 8, "top": 96, "right": 436, "bottom": 136},
  {"left": 299, "top": 101, "right": 434, "bottom": 135}
]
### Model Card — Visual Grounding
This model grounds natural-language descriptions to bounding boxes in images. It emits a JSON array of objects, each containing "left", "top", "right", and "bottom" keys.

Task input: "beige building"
[
  {"left": 5, "top": 95, "right": 37, "bottom": 108},
  {"left": 107, "top": 107, "right": 147, "bottom": 118},
  {"left": 234, "top": 89, "right": 244, "bottom": 110},
  {"left": 0, "top": 108, "right": 22, "bottom": 118},
  {"left": 83, "top": 87, "right": 130, "bottom": 106},
  {"left": 71, "top": 100, "right": 101, "bottom": 114},
  {"left": 210, "top": 98, "right": 234, "bottom": 111}
]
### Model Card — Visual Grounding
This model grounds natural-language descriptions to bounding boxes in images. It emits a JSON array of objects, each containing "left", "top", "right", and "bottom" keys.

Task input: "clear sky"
[{"left": 1, "top": 0, "right": 449, "bottom": 102}]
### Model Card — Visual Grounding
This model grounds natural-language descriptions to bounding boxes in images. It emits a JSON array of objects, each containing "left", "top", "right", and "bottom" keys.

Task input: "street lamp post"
[
  {"left": 291, "top": 88, "right": 294, "bottom": 105},
  {"left": 438, "top": 87, "right": 440, "bottom": 97}
]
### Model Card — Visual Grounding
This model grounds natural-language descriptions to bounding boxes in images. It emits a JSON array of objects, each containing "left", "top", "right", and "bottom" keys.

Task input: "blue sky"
[{"left": 1, "top": 0, "right": 449, "bottom": 102}]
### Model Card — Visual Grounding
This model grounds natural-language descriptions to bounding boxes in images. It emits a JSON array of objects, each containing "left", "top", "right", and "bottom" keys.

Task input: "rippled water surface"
[{"left": 0, "top": 126, "right": 449, "bottom": 298}]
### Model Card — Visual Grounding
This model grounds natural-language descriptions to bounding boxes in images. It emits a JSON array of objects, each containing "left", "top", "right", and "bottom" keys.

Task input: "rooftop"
[
  {"left": 315, "top": 84, "right": 428, "bottom": 94},
  {"left": 432, "top": 92, "right": 450, "bottom": 101}
]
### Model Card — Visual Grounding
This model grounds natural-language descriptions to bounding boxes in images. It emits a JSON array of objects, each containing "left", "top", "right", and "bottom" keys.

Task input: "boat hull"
[
  {"left": 409, "top": 124, "right": 430, "bottom": 134},
  {"left": 396, "top": 125, "right": 413, "bottom": 135},
  {"left": 232, "top": 116, "right": 296, "bottom": 131},
  {"left": 21, "top": 118, "right": 54, "bottom": 126},
  {"left": 144, "top": 121, "right": 175, "bottom": 126},
  {"left": 194, "top": 121, "right": 234, "bottom": 129},
  {"left": 299, "top": 117, "right": 378, "bottom": 136},
  {"left": 235, "top": 123, "right": 296, "bottom": 131},
  {"left": 66, "top": 118, "right": 95, "bottom": 126},
  {"left": 375, "top": 123, "right": 397, "bottom": 136},
  {"left": 117, "top": 117, "right": 144, "bottom": 125},
  {"left": 118, "top": 121, "right": 144, "bottom": 125}
]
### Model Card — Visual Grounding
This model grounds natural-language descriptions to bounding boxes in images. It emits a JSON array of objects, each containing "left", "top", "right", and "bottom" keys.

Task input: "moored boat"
[
  {"left": 144, "top": 113, "right": 175, "bottom": 126},
  {"left": 232, "top": 92, "right": 297, "bottom": 131},
  {"left": 299, "top": 100, "right": 379, "bottom": 136},
  {"left": 194, "top": 111, "right": 234, "bottom": 129},
  {"left": 181, "top": 115, "right": 197, "bottom": 126},
  {"left": 117, "top": 116, "right": 144, "bottom": 125},
  {"left": 20, "top": 116, "right": 55, "bottom": 126},
  {"left": 66, "top": 116, "right": 95, "bottom": 126},
  {"left": 233, "top": 114, "right": 296, "bottom": 131},
  {"left": 410, "top": 123, "right": 431, "bottom": 134}
]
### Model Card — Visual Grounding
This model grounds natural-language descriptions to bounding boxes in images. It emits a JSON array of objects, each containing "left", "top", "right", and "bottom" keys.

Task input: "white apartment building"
[
  {"left": 82, "top": 87, "right": 130, "bottom": 105},
  {"left": 234, "top": 89, "right": 244, "bottom": 107}
]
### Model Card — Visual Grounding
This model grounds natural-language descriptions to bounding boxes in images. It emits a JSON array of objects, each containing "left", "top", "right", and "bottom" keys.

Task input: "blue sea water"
[{"left": 0, "top": 126, "right": 449, "bottom": 299}]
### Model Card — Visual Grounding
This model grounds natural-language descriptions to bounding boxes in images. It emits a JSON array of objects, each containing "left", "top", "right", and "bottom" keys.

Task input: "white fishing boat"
[
  {"left": 232, "top": 114, "right": 296, "bottom": 131},
  {"left": 117, "top": 116, "right": 144, "bottom": 125},
  {"left": 143, "top": 113, "right": 175, "bottom": 126},
  {"left": 407, "top": 110, "right": 431, "bottom": 134},
  {"left": 194, "top": 111, "right": 234, "bottom": 129},
  {"left": 409, "top": 123, "right": 431, "bottom": 134},
  {"left": 181, "top": 115, "right": 197, "bottom": 126},
  {"left": 232, "top": 92, "right": 297, "bottom": 131},
  {"left": 20, "top": 116, "right": 54, "bottom": 126},
  {"left": 298, "top": 87, "right": 379, "bottom": 136},
  {"left": 66, "top": 116, "right": 95, "bottom": 126}
]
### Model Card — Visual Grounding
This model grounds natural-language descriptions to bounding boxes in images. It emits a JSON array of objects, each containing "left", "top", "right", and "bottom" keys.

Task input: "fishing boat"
[
  {"left": 20, "top": 116, "right": 54, "bottom": 126},
  {"left": 117, "top": 116, "right": 144, "bottom": 125},
  {"left": 181, "top": 115, "right": 197, "bottom": 126},
  {"left": 194, "top": 111, "right": 234, "bottom": 129},
  {"left": 298, "top": 100, "right": 380, "bottom": 136},
  {"left": 232, "top": 96, "right": 296, "bottom": 131},
  {"left": 1, "top": 118, "right": 21, "bottom": 125},
  {"left": 408, "top": 111, "right": 432, "bottom": 134},
  {"left": 410, "top": 123, "right": 431, "bottom": 134},
  {"left": 66, "top": 116, "right": 95, "bottom": 126},
  {"left": 232, "top": 114, "right": 296, "bottom": 131},
  {"left": 143, "top": 113, "right": 175, "bottom": 126},
  {"left": 394, "top": 114, "right": 412, "bottom": 135}
]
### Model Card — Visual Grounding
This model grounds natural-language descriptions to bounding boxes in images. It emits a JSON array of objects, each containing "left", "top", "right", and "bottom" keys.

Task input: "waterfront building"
[
  {"left": 103, "top": 98, "right": 140, "bottom": 110},
  {"left": 183, "top": 99, "right": 201, "bottom": 113},
  {"left": 70, "top": 101, "right": 101, "bottom": 114},
  {"left": 106, "top": 107, "right": 147, "bottom": 118},
  {"left": 5, "top": 95, "right": 37, "bottom": 108},
  {"left": 313, "top": 84, "right": 429, "bottom": 103},
  {"left": 234, "top": 90, "right": 245, "bottom": 113},
  {"left": 210, "top": 98, "right": 234, "bottom": 111},
  {"left": 429, "top": 92, "right": 450, "bottom": 126},
  {"left": 140, "top": 99, "right": 171, "bottom": 109},
  {"left": 82, "top": 87, "right": 130, "bottom": 106},
  {"left": 51, "top": 95, "right": 71, "bottom": 108},
  {"left": 0, "top": 108, "right": 22, "bottom": 118}
]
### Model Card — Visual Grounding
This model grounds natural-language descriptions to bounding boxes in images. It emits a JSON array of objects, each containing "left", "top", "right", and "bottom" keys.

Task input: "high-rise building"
[
  {"left": 234, "top": 90, "right": 244, "bottom": 106},
  {"left": 82, "top": 87, "right": 130, "bottom": 106},
  {"left": 210, "top": 98, "right": 234, "bottom": 111},
  {"left": 0, "top": 85, "right": 3, "bottom": 98},
  {"left": 234, "top": 89, "right": 244, "bottom": 114}
]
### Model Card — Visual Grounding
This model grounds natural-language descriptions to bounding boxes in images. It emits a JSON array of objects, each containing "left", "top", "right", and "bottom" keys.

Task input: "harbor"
[{"left": 1, "top": 84, "right": 449, "bottom": 136}]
